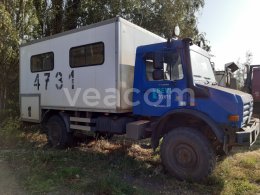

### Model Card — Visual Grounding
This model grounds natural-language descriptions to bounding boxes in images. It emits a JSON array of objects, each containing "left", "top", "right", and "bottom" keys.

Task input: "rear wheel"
[
  {"left": 161, "top": 127, "right": 216, "bottom": 181},
  {"left": 46, "top": 115, "right": 72, "bottom": 148}
]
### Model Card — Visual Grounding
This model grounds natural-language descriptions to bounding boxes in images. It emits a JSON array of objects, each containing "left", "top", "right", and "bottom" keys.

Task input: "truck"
[
  {"left": 245, "top": 65, "right": 260, "bottom": 113},
  {"left": 20, "top": 17, "right": 260, "bottom": 181}
]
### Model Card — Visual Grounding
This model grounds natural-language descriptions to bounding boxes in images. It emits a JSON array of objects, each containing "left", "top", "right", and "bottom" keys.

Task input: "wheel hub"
[{"left": 174, "top": 144, "right": 198, "bottom": 169}]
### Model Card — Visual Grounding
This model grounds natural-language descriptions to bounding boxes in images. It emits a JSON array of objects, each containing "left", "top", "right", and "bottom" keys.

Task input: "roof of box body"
[{"left": 20, "top": 17, "right": 121, "bottom": 47}]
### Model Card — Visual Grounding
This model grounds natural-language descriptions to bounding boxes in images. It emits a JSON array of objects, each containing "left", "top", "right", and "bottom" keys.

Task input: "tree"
[
  {"left": 134, "top": 0, "right": 204, "bottom": 39},
  {"left": 0, "top": 4, "right": 19, "bottom": 111},
  {"left": 78, "top": 0, "right": 205, "bottom": 41},
  {"left": 64, "top": 0, "right": 81, "bottom": 30},
  {"left": 50, "top": 0, "right": 63, "bottom": 34},
  {"left": 3, "top": 0, "right": 39, "bottom": 40},
  {"left": 0, "top": 1, "right": 38, "bottom": 116},
  {"left": 31, "top": 0, "right": 206, "bottom": 40}
]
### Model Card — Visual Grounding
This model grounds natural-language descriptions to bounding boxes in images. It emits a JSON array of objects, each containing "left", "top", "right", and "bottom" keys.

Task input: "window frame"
[
  {"left": 30, "top": 52, "right": 54, "bottom": 73},
  {"left": 144, "top": 51, "right": 184, "bottom": 82},
  {"left": 69, "top": 41, "right": 105, "bottom": 68}
]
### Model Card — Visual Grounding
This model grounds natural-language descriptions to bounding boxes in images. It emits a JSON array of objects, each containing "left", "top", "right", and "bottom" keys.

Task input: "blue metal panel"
[{"left": 133, "top": 41, "right": 190, "bottom": 116}]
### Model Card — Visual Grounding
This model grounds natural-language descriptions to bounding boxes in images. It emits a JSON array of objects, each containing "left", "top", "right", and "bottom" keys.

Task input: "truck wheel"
[
  {"left": 46, "top": 115, "right": 72, "bottom": 149},
  {"left": 161, "top": 127, "right": 216, "bottom": 181}
]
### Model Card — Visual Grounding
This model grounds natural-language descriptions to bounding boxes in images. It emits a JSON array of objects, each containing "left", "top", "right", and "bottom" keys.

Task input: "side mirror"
[
  {"left": 154, "top": 53, "right": 164, "bottom": 69},
  {"left": 225, "top": 62, "right": 239, "bottom": 73},
  {"left": 153, "top": 69, "right": 164, "bottom": 80}
]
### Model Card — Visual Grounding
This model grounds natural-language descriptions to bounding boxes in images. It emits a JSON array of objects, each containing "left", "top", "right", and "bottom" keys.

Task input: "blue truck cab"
[{"left": 132, "top": 38, "right": 259, "bottom": 180}]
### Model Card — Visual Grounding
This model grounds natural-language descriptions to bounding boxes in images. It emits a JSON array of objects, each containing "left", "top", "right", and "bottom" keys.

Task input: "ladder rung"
[
  {"left": 70, "top": 117, "right": 96, "bottom": 123},
  {"left": 70, "top": 124, "right": 95, "bottom": 131}
]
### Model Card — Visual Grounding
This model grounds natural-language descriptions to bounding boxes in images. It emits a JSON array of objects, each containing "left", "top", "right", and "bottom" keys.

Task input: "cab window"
[{"left": 145, "top": 51, "right": 183, "bottom": 81}]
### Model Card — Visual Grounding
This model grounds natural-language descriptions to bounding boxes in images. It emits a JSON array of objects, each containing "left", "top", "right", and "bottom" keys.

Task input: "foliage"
[
  {"left": 0, "top": 1, "right": 38, "bottom": 115},
  {"left": 31, "top": 0, "right": 206, "bottom": 40},
  {"left": 73, "top": 0, "right": 205, "bottom": 40},
  {"left": 3, "top": 0, "right": 39, "bottom": 40},
  {"left": 0, "top": 4, "right": 19, "bottom": 112},
  {"left": 0, "top": 117, "right": 22, "bottom": 147}
]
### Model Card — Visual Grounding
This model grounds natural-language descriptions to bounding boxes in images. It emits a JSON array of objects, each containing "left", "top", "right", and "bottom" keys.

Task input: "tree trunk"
[{"left": 51, "top": 0, "right": 64, "bottom": 34}]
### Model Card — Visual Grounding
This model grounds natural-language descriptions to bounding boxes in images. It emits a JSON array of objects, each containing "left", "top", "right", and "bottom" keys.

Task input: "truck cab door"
[{"left": 135, "top": 49, "right": 186, "bottom": 116}]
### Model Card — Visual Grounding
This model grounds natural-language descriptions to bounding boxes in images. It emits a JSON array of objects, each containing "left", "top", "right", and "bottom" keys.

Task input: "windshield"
[{"left": 190, "top": 50, "right": 216, "bottom": 84}]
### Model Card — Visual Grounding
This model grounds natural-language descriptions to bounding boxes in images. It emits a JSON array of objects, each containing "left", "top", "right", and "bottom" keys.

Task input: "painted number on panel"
[
  {"left": 33, "top": 72, "right": 74, "bottom": 90},
  {"left": 34, "top": 74, "right": 40, "bottom": 90},
  {"left": 44, "top": 73, "right": 50, "bottom": 90},
  {"left": 69, "top": 70, "right": 75, "bottom": 89},
  {"left": 28, "top": 106, "right": 32, "bottom": 117},
  {"left": 55, "top": 72, "right": 63, "bottom": 90}
]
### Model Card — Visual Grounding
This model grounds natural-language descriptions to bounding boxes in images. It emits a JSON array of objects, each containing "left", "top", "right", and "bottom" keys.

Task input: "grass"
[{"left": 0, "top": 118, "right": 260, "bottom": 194}]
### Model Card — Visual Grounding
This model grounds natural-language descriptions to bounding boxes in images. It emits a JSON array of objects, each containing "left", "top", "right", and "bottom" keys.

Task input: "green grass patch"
[
  {"left": 87, "top": 173, "right": 148, "bottom": 195},
  {"left": 239, "top": 157, "right": 257, "bottom": 169},
  {"left": 0, "top": 117, "right": 22, "bottom": 147},
  {"left": 223, "top": 180, "right": 258, "bottom": 195}
]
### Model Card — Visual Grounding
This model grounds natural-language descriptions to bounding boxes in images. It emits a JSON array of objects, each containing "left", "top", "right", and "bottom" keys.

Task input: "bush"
[{"left": 0, "top": 117, "right": 22, "bottom": 147}]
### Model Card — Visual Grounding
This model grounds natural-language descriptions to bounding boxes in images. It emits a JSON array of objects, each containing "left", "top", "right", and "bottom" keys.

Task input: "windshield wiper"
[
  {"left": 193, "top": 75, "right": 202, "bottom": 78},
  {"left": 204, "top": 77, "right": 211, "bottom": 80}
]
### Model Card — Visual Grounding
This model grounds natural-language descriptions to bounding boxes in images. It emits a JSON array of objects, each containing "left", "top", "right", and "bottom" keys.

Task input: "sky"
[{"left": 198, "top": 0, "right": 260, "bottom": 70}]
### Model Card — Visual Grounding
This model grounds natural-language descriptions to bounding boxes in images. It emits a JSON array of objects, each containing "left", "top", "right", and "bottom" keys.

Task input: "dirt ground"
[{"left": 0, "top": 160, "right": 25, "bottom": 195}]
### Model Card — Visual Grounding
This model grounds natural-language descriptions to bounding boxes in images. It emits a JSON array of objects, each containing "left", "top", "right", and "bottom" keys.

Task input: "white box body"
[{"left": 20, "top": 17, "right": 165, "bottom": 121}]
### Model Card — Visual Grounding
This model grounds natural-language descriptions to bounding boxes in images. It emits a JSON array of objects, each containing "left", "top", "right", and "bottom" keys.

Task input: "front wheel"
[{"left": 161, "top": 127, "right": 216, "bottom": 181}]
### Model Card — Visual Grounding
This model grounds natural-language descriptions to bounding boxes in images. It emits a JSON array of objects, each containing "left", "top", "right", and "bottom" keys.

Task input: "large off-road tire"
[
  {"left": 46, "top": 115, "right": 72, "bottom": 149},
  {"left": 161, "top": 127, "right": 216, "bottom": 181}
]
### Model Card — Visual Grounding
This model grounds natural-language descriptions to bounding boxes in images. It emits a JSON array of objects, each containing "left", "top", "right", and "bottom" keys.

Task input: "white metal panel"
[
  {"left": 20, "top": 22, "right": 117, "bottom": 111},
  {"left": 20, "top": 17, "right": 166, "bottom": 115},
  {"left": 120, "top": 18, "right": 166, "bottom": 66},
  {"left": 20, "top": 95, "right": 40, "bottom": 122},
  {"left": 118, "top": 18, "right": 166, "bottom": 110}
]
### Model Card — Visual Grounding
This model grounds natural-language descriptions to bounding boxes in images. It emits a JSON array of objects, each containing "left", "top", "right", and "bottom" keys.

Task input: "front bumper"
[{"left": 236, "top": 118, "right": 260, "bottom": 146}]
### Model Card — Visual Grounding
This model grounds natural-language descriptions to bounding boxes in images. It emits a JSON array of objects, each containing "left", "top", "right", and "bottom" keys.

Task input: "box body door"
[{"left": 20, "top": 95, "right": 41, "bottom": 122}]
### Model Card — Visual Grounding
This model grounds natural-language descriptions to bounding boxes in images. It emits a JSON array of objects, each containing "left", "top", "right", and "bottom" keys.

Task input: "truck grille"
[{"left": 242, "top": 101, "right": 253, "bottom": 126}]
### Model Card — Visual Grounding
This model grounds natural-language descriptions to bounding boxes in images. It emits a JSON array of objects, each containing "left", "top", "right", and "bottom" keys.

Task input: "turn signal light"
[{"left": 228, "top": 115, "right": 240, "bottom": 122}]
